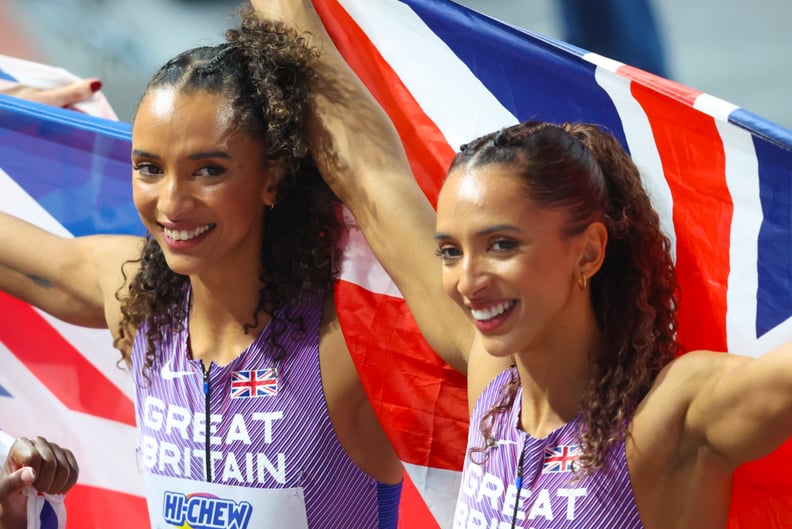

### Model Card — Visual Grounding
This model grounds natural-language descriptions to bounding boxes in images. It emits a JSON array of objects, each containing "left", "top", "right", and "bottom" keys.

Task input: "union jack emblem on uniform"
[
  {"left": 230, "top": 369, "right": 278, "bottom": 399},
  {"left": 542, "top": 444, "right": 583, "bottom": 473}
]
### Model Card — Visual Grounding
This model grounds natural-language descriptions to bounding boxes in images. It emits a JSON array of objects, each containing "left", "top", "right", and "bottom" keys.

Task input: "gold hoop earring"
[{"left": 577, "top": 273, "right": 588, "bottom": 290}]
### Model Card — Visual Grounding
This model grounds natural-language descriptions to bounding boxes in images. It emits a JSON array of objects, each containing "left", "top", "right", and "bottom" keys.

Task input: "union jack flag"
[
  {"left": 542, "top": 445, "right": 583, "bottom": 474},
  {"left": 230, "top": 369, "right": 278, "bottom": 399}
]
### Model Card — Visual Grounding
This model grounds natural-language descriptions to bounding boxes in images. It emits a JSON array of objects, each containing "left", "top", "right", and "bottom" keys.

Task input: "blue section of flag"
[
  {"left": 729, "top": 108, "right": 792, "bottom": 151},
  {"left": 39, "top": 500, "right": 58, "bottom": 529},
  {"left": 0, "top": 94, "right": 141, "bottom": 237},
  {"left": 755, "top": 135, "right": 792, "bottom": 336},
  {"left": 0, "top": 69, "right": 16, "bottom": 82},
  {"left": 0, "top": 383, "right": 11, "bottom": 397},
  {"left": 402, "top": 0, "right": 630, "bottom": 150}
]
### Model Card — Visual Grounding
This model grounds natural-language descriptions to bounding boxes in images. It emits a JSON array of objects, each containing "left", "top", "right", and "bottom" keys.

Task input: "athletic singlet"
[
  {"left": 131, "top": 292, "right": 400, "bottom": 529},
  {"left": 453, "top": 367, "right": 644, "bottom": 528}
]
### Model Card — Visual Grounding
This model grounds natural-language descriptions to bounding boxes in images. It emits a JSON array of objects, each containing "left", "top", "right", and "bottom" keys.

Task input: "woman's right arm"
[
  {"left": 252, "top": 0, "right": 474, "bottom": 372},
  {"left": 0, "top": 211, "right": 141, "bottom": 329}
]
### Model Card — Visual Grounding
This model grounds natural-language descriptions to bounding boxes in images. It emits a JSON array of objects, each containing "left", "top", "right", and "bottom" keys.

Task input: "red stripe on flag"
[
  {"left": 618, "top": 65, "right": 703, "bottom": 107},
  {"left": 620, "top": 65, "right": 792, "bottom": 529},
  {"left": 729, "top": 439, "right": 792, "bottom": 528},
  {"left": 334, "top": 280, "right": 468, "bottom": 470},
  {"left": 628, "top": 82, "right": 731, "bottom": 352},
  {"left": 0, "top": 291, "right": 135, "bottom": 426},
  {"left": 66, "top": 484, "right": 148, "bottom": 529},
  {"left": 398, "top": 471, "right": 442, "bottom": 529},
  {"left": 316, "top": 0, "right": 454, "bottom": 207}
]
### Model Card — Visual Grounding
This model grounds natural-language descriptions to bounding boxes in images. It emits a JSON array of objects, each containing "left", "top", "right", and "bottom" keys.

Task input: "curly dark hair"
[
  {"left": 115, "top": 7, "right": 341, "bottom": 375},
  {"left": 455, "top": 120, "right": 681, "bottom": 471}
]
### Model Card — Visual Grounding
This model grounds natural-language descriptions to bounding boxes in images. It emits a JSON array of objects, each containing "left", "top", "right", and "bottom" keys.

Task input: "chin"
[
  {"left": 160, "top": 255, "right": 199, "bottom": 277},
  {"left": 479, "top": 335, "right": 518, "bottom": 359}
]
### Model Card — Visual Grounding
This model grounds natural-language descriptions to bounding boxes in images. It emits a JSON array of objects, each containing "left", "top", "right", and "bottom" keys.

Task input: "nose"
[
  {"left": 157, "top": 174, "right": 195, "bottom": 219},
  {"left": 456, "top": 254, "right": 490, "bottom": 300}
]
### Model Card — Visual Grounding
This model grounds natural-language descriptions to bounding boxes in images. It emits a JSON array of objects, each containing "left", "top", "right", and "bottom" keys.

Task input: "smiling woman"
[
  {"left": 131, "top": 90, "right": 275, "bottom": 272},
  {"left": 0, "top": 2, "right": 406, "bottom": 528},
  {"left": 312, "top": 13, "right": 792, "bottom": 520}
]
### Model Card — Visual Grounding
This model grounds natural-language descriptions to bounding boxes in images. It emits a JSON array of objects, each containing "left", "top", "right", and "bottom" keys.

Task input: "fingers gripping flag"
[
  {"left": 1, "top": 1, "right": 792, "bottom": 528},
  {"left": 1, "top": 430, "right": 67, "bottom": 529}
]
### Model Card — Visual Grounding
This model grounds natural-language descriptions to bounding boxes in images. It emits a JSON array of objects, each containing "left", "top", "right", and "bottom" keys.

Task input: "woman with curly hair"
[
  {"left": 286, "top": 2, "right": 792, "bottom": 528},
  {"left": 0, "top": 4, "right": 402, "bottom": 528}
]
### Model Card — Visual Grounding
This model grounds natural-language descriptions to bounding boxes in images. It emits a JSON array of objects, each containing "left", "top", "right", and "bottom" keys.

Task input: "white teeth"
[
  {"left": 470, "top": 301, "right": 515, "bottom": 321},
  {"left": 164, "top": 224, "right": 212, "bottom": 241}
]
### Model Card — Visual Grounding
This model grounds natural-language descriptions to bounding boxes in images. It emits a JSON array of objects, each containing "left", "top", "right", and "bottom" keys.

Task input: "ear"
[
  {"left": 261, "top": 157, "right": 287, "bottom": 207},
  {"left": 575, "top": 221, "right": 608, "bottom": 281}
]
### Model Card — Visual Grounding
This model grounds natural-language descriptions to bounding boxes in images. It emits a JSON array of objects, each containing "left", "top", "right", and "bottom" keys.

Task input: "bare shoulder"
[
  {"left": 83, "top": 234, "right": 144, "bottom": 263},
  {"left": 634, "top": 351, "right": 744, "bottom": 423},
  {"left": 653, "top": 350, "right": 747, "bottom": 401},
  {"left": 629, "top": 351, "right": 754, "bottom": 526},
  {"left": 466, "top": 336, "right": 513, "bottom": 415},
  {"left": 630, "top": 350, "right": 748, "bottom": 466},
  {"left": 85, "top": 234, "right": 144, "bottom": 279},
  {"left": 87, "top": 234, "right": 145, "bottom": 334},
  {"left": 83, "top": 235, "right": 143, "bottom": 297}
]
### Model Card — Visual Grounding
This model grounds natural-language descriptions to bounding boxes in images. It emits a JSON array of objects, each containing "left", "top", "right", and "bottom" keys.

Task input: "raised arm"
[
  {"left": 683, "top": 343, "right": 792, "bottom": 466},
  {"left": 251, "top": 0, "right": 473, "bottom": 371},
  {"left": 0, "top": 211, "right": 140, "bottom": 330},
  {"left": 0, "top": 78, "right": 102, "bottom": 110}
]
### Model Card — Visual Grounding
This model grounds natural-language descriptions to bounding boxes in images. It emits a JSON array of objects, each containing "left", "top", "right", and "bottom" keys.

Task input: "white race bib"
[{"left": 145, "top": 472, "right": 309, "bottom": 529}]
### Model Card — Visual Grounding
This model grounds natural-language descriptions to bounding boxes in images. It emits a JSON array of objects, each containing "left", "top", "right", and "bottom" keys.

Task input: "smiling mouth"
[
  {"left": 163, "top": 224, "right": 215, "bottom": 241},
  {"left": 470, "top": 300, "right": 516, "bottom": 322}
]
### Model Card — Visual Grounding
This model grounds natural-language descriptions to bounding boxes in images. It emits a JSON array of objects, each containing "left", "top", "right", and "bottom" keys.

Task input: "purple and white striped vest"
[
  {"left": 132, "top": 293, "right": 391, "bottom": 528},
  {"left": 453, "top": 368, "right": 644, "bottom": 528}
]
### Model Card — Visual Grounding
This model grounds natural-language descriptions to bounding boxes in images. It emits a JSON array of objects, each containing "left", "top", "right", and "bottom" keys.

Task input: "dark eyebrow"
[
  {"left": 131, "top": 149, "right": 159, "bottom": 159},
  {"left": 434, "top": 224, "right": 519, "bottom": 241},
  {"left": 189, "top": 151, "right": 232, "bottom": 161},
  {"left": 130, "top": 150, "right": 232, "bottom": 161}
]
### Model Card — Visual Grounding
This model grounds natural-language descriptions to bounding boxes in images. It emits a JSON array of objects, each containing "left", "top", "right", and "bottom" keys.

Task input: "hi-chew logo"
[{"left": 163, "top": 492, "right": 252, "bottom": 529}]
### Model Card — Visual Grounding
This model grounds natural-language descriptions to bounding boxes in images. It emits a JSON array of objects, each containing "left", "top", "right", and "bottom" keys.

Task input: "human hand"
[
  {"left": 0, "top": 78, "right": 103, "bottom": 110},
  {"left": 250, "top": 0, "right": 315, "bottom": 31},
  {"left": 0, "top": 437, "right": 79, "bottom": 529}
]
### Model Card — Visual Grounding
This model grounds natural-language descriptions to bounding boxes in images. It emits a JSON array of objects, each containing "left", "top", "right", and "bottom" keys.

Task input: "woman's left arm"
[{"left": 685, "top": 342, "right": 792, "bottom": 465}]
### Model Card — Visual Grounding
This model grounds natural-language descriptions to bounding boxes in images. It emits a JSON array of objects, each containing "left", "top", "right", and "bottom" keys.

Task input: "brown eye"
[
  {"left": 196, "top": 165, "right": 226, "bottom": 178},
  {"left": 490, "top": 238, "right": 518, "bottom": 252},
  {"left": 133, "top": 163, "right": 161, "bottom": 177},
  {"left": 435, "top": 246, "right": 462, "bottom": 262}
]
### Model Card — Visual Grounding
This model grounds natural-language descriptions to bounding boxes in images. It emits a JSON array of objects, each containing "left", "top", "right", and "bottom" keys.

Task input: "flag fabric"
[
  {"left": 314, "top": 1, "right": 792, "bottom": 528},
  {"left": 0, "top": 78, "right": 148, "bottom": 526},
  {"left": 24, "top": 490, "right": 67, "bottom": 529},
  {"left": 1, "top": 1, "right": 791, "bottom": 529}
]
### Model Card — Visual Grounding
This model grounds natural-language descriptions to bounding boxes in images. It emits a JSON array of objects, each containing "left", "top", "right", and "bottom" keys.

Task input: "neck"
[
  {"left": 513, "top": 304, "right": 601, "bottom": 438},
  {"left": 187, "top": 272, "right": 270, "bottom": 366}
]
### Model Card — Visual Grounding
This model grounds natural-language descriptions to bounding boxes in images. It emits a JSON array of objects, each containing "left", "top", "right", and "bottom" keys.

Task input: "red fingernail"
[
  {"left": 90, "top": 80, "right": 103, "bottom": 92},
  {"left": 61, "top": 105, "right": 86, "bottom": 114}
]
